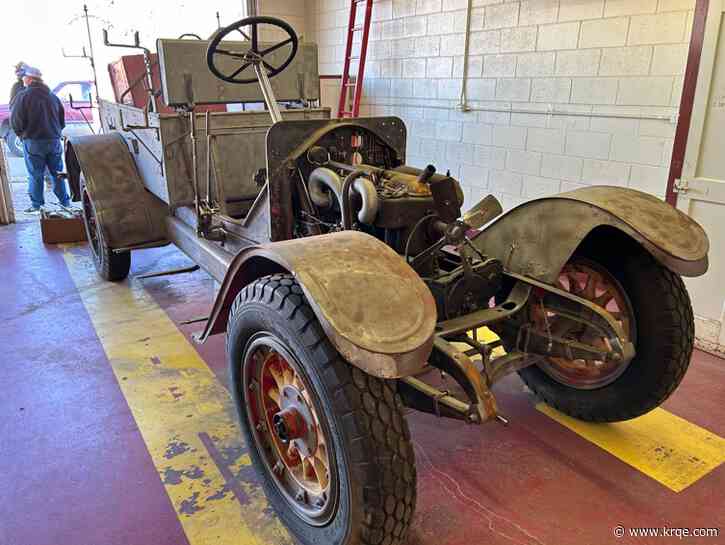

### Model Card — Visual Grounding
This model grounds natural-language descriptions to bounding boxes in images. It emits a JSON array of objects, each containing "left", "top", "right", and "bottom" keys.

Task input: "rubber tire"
[
  {"left": 227, "top": 274, "right": 416, "bottom": 545},
  {"left": 81, "top": 187, "right": 130, "bottom": 282},
  {"left": 5, "top": 129, "right": 23, "bottom": 157},
  {"left": 518, "top": 244, "right": 694, "bottom": 422}
]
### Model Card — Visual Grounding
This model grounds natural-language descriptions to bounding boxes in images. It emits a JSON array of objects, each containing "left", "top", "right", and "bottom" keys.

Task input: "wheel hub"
[{"left": 272, "top": 385, "right": 318, "bottom": 458}]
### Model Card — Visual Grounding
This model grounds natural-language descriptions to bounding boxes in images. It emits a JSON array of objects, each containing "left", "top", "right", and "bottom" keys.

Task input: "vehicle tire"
[
  {"left": 5, "top": 129, "right": 23, "bottom": 157},
  {"left": 81, "top": 184, "right": 130, "bottom": 281},
  {"left": 517, "top": 242, "right": 694, "bottom": 422},
  {"left": 227, "top": 274, "right": 416, "bottom": 545}
]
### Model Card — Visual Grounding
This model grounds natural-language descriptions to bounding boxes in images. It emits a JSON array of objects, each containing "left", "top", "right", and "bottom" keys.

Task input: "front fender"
[
  {"left": 473, "top": 186, "right": 708, "bottom": 282},
  {"left": 199, "top": 231, "right": 437, "bottom": 379}
]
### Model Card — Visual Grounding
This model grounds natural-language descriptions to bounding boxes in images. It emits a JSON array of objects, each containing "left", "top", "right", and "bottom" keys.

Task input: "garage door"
[{"left": 677, "top": 0, "right": 725, "bottom": 354}]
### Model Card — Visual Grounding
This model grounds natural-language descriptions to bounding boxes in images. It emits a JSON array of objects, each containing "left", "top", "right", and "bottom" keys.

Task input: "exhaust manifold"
[{"left": 308, "top": 167, "right": 379, "bottom": 226}]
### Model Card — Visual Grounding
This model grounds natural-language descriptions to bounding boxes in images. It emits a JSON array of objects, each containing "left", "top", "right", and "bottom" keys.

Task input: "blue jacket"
[{"left": 10, "top": 82, "right": 65, "bottom": 140}]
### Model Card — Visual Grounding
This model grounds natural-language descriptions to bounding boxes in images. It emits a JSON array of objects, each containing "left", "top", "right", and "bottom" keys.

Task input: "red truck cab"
[{"left": 1, "top": 80, "right": 94, "bottom": 157}]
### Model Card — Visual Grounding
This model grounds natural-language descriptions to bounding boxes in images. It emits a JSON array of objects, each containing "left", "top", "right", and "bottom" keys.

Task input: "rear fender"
[
  {"left": 473, "top": 186, "right": 709, "bottom": 282},
  {"left": 198, "top": 231, "right": 437, "bottom": 379},
  {"left": 67, "top": 133, "right": 168, "bottom": 249}
]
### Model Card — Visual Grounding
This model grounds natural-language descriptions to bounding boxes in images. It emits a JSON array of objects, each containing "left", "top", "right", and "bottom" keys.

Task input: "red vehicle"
[{"left": 1, "top": 80, "right": 94, "bottom": 157}]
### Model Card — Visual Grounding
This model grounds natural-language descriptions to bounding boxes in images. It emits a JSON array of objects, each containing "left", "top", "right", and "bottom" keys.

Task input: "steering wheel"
[{"left": 206, "top": 16, "right": 298, "bottom": 84}]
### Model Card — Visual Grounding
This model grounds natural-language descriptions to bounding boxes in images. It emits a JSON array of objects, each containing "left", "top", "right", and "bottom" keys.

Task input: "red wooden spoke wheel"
[
  {"left": 534, "top": 257, "right": 636, "bottom": 390},
  {"left": 244, "top": 336, "right": 334, "bottom": 524}
]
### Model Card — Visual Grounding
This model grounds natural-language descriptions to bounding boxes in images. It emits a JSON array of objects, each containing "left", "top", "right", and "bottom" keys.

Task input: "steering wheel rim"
[{"left": 206, "top": 16, "right": 298, "bottom": 84}]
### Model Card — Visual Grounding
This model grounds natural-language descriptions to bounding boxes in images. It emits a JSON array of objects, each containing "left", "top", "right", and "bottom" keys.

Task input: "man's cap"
[
  {"left": 14, "top": 62, "right": 28, "bottom": 77},
  {"left": 23, "top": 66, "right": 42, "bottom": 78}
]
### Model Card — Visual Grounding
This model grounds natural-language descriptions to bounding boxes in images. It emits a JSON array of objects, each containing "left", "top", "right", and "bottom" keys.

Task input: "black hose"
[{"left": 404, "top": 213, "right": 437, "bottom": 264}]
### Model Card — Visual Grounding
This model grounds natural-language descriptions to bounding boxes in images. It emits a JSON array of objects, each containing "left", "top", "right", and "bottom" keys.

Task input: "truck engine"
[{"left": 293, "top": 127, "right": 503, "bottom": 320}]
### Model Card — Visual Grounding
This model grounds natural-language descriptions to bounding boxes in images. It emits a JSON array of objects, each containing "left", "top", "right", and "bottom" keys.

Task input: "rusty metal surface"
[
  {"left": 199, "top": 231, "right": 436, "bottom": 378},
  {"left": 557, "top": 186, "right": 708, "bottom": 260},
  {"left": 165, "top": 216, "right": 234, "bottom": 283},
  {"left": 67, "top": 132, "right": 168, "bottom": 249},
  {"left": 99, "top": 99, "right": 331, "bottom": 209},
  {"left": 160, "top": 108, "right": 331, "bottom": 208},
  {"left": 265, "top": 117, "right": 407, "bottom": 241},
  {"left": 473, "top": 186, "right": 709, "bottom": 281},
  {"left": 435, "top": 281, "right": 531, "bottom": 337},
  {"left": 431, "top": 337, "right": 498, "bottom": 423}
]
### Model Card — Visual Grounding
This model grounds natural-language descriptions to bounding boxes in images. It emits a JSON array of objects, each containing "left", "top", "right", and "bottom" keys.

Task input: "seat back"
[{"left": 156, "top": 38, "right": 321, "bottom": 107}]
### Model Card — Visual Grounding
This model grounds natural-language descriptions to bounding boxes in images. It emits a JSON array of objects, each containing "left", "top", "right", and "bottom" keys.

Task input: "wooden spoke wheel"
[
  {"left": 227, "top": 274, "right": 416, "bottom": 545},
  {"left": 82, "top": 187, "right": 102, "bottom": 259},
  {"left": 534, "top": 257, "right": 636, "bottom": 390},
  {"left": 80, "top": 178, "right": 130, "bottom": 282},
  {"left": 244, "top": 336, "right": 334, "bottom": 523},
  {"left": 517, "top": 241, "right": 694, "bottom": 422}
]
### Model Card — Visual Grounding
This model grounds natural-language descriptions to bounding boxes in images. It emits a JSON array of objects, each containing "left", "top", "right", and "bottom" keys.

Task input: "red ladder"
[{"left": 338, "top": 0, "right": 373, "bottom": 118}]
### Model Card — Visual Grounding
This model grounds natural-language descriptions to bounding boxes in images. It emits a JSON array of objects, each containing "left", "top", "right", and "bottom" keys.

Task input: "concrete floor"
[{"left": 2, "top": 220, "right": 724, "bottom": 545}]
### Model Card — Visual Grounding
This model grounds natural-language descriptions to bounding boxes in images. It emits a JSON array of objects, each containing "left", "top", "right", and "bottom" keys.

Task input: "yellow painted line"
[
  {"left": 473, "top": 326, "right": 725, "bottom": 492},
  {"left": 62, "top": 249, "right": 291, "bottom": 545},
  {"left": 537, "top": 403, "right": 725, "bottom": 492}
]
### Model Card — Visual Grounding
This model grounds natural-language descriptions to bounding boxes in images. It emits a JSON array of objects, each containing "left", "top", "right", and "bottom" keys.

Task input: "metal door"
[{"left": 677, "top": 0, "right": 725, "bottom": 353}]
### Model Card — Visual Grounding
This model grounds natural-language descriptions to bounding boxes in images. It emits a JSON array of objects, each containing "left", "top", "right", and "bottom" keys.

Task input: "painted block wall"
[
  {"left": 303, "top": 0, "right": 695, "bottom": 210},
  {"left": 259, "top": 0, "right": 308, "bottom": 39}
]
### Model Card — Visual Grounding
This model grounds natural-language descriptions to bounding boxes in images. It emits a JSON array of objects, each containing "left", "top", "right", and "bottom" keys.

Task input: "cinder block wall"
[
  {"left": 259, "top": 0, "right": 308, "bottom": 38},
  {"left": 303, "top": 0, "right": 695, "bottom": 209}
]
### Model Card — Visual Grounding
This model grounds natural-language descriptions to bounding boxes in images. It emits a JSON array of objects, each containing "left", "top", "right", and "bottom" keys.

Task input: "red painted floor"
[
  {"left": 2, "top": 220, "right": 723, "bottom": 545},
  {"left": 0, "top": 222, "right": 188, "bottom": 545}
]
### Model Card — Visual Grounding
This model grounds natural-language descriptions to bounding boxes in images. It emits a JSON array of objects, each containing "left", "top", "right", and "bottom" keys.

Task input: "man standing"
[
  {"left": 10, "top": 66, "right": 70, "bottom": 213},
  {"left": 10, "top": 62, "right": 28, "bottom": 106}
]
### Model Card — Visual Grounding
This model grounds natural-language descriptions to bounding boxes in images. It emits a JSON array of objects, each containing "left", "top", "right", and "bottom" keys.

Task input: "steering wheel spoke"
[
  {"left": 235, "top": 28, "right": 251, "bottom": 41},
  {"left": 262, "top": 59, "right": 280, "bottom": 74},
  {"left": 206, "top": 16, "right": 299, "bottom": 85},
  {"left": 229, "top": 61, "right": 253, "bottom": 79},
  {"left": 260, "top": 37, "right": 294, "bottom": 57},
  {"left": 250, "top": 22, "right": 259, "bottom": 51},
  {"left": 214, "top": 48, "right": 245, "bottom": 58}
]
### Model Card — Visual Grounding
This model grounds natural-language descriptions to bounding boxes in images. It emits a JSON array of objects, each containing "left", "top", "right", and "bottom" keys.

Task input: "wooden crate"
[{"left": 40, "top": 213, "right": 87, "bottom": 244}]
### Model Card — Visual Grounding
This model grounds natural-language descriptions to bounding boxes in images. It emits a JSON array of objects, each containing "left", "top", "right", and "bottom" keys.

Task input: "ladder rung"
[{"left": 339, "top": 0, "right": 371, "bottom": 119}]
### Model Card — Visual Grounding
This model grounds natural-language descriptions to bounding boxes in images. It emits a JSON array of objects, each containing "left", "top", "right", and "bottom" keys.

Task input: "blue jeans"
[{"left": 23, "top": 138, "right": 69, "bottom": 208}]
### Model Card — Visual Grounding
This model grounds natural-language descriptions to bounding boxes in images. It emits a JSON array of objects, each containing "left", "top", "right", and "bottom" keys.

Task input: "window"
[{"left": 53, "top": 82, "right": 92, "bottom": 103}]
